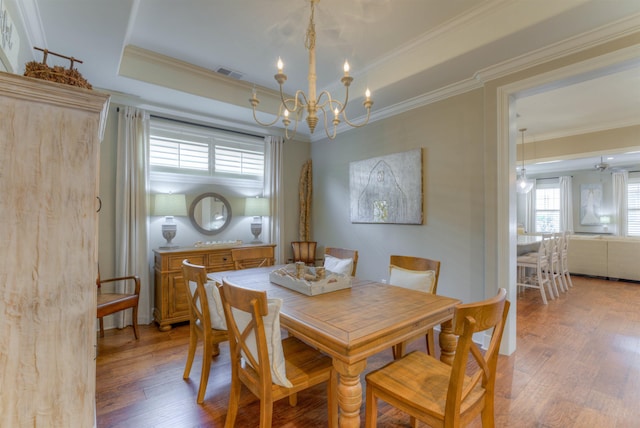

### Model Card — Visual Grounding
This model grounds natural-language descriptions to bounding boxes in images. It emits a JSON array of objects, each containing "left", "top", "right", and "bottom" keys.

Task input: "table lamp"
[
  {"left": 600, "top": 215, "right": 611, "bottom": 232},
  {"left": 154, "top": 193, "right": 187, "bottom": 248},
  {"left": 245, "top": 197, "right": 270, "bottom": 243}
]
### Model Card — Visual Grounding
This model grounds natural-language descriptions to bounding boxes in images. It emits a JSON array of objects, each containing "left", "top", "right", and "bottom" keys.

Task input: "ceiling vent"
[{"left": 216, "top": 67, "right": 243, "bottom": 80}]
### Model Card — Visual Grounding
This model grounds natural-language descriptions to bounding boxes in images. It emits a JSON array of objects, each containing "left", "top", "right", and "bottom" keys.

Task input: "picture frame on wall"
[
  {"left": 349, "top": 149, "right": 423, "bottom": 224},
  {"left": 580, "top": 183, "right": 603, "bottom": 225}
]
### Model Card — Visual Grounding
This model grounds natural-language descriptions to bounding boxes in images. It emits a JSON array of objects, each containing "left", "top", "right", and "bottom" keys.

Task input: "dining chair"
[
  {"left": 219, "top": 278, "right": 337, "bottom": 428},
  {"left": 96, "top": 266, "right": 141, "bottom": 340},
  {"left": 559, "top": 232, "right": 574, "bottom": 288},
  {"left": 231, "top": 246, "right": 275, "bottom": 270},
  {"left": 546, "top": 234, "right": 565, "bottom": 294},
  {"left": 324, "top": 247, "right": 359, "bottom": 276},
  {"left": 181, "top": 260, "right": 229, "bottom": 404},
  {"left": 365, "top": 288, "right": 510, "bottom": 428},
  {"left": 516, "top": 238, "right": 554, "bottom": 304},
  {"left": 388, "top": 255, "right": 441, "bottom": 359},
  {"left": 290, "top": 240, "right": 319, "bottom": 266}
]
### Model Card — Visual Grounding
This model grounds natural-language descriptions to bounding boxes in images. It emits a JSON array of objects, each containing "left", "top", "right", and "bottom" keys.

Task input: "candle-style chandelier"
[{"left": 249, "top": 0, "right": 373, "bottom": 140}]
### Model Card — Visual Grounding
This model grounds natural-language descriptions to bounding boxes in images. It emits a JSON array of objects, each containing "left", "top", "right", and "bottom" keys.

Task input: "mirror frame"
[{"left": 188, "top": 192, "right": 232, "bottom": 235}]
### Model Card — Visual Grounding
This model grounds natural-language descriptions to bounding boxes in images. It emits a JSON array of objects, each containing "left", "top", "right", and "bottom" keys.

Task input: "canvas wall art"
[
  {"left": 349, "top": 149, "right": 423, "bottom": 224},
  {"left": 580, "top": 183, "right": 603, "bottom": 225}
]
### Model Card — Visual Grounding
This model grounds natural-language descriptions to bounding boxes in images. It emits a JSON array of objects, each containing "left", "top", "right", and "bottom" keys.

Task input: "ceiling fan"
[{"left": 594, "top": 156, "right": 610, "bottom": 172}]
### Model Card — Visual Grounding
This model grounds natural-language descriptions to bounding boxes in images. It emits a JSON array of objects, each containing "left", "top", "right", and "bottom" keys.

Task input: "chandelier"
[
  {"left": 249, "top": 0, "right": 373, "bottom": 140},
  {"left": 516, "top": 127, "right": 534, "bottom": 194}
]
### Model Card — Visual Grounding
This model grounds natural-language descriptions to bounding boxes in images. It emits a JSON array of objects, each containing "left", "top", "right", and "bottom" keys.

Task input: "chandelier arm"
[
  {"left": 251, "top": 106, "right": 281, "bottom": 127},
  {"left": 316, "top": 105, "right": 338, "bottom": 140},
  {"left": 341, "top": 107, "right": 372, "bottom": 128}
]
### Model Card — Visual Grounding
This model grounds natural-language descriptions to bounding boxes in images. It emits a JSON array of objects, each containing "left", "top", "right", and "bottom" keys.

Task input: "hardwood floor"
[{"left": 96, "top": 276, "right": 640, "bottom": 427}]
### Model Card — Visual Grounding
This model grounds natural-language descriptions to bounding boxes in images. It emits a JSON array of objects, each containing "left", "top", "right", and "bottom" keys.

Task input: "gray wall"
[{"left": 311, "top": 90, "right": 486, "bottom": 304}]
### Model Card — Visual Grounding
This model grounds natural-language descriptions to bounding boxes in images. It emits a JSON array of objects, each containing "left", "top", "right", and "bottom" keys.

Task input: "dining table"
[
  {"left": 517, "top": 234, "right": 543, "bottom": 255},
  {"left": 208, "top": 266, "right": 460, "bottom": 428}
]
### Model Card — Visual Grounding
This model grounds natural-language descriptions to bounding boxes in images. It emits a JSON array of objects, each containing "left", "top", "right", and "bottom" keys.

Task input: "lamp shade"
[
  {"left": 244, "top": 197, "right": 270, "bottom": 216},
  {"left": 153, "top": 194, "right": 187, "bottom": 216},
  {"left": 600, "top": 216, "right": 611, "bottom": 224}
]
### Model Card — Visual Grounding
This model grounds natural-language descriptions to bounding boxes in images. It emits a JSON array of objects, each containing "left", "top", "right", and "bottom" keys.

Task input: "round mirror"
[{"left": 188, "top": 192, "right": 232, "bottom": 235}]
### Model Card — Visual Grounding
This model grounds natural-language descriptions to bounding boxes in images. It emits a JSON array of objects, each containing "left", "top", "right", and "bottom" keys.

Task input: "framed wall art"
[
  {"left": 580, "top": 183, "right": 603, "bottom": 225},
  {"left": 349, "top": 148, "right": 423, "bottom": 224}
]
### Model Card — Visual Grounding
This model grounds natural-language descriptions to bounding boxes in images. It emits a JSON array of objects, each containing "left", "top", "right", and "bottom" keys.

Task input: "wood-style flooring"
[{"left": 96, "top": 276, "right": 640, "bottom": 427}]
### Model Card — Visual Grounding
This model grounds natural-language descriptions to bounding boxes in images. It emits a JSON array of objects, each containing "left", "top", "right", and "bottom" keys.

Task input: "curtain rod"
[
  {"left": 149, "top": 114, "right": 265, "bottom": 139},
  {"left": 115, "top": 107, "right": 265, "bottom": 139}
]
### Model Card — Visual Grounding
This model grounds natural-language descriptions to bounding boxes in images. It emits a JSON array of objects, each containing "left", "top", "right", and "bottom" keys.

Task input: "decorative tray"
[
  {"left": 269, "top": 264, "right": 351, "bottom": 296},
  {"left": 193, "top": 240, "right": 243, "bottom": 248}
]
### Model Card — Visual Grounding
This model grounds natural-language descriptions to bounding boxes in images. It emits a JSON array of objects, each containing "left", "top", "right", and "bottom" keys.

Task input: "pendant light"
[{"left": 516, "top": 128, "right": 534, "bottom": 194}]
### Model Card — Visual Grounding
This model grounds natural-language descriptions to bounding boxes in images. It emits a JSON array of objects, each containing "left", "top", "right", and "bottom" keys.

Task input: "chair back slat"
[
  {"left": 447, "top": 289, "right": 510, "bottom": 418},
  {"left": 231, "top": 246, "right": 275, "bottom": 270}
]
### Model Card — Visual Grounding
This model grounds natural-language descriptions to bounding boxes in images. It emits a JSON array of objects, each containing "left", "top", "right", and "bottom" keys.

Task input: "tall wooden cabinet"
[
  {"left": 0, "top": 72, "right": 109, "bottom": 426},
  {"left": 153, "top": 244, "right": 275, "bottom": 331}
]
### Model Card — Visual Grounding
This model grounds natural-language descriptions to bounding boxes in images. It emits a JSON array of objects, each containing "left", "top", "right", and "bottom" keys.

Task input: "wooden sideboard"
[{"left": 153, "top": 244, "right": 276, "bottom": 330}]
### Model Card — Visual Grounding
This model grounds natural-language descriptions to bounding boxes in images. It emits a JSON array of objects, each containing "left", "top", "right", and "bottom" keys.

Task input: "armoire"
[{"left": 0, "top": 71, "right": 109, "bottom": 426}]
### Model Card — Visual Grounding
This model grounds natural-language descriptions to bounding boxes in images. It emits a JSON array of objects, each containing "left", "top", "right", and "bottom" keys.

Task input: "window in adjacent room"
[
  {"left": 535, "top": 183, "right": 560, "bottom": 233},
  {"left": 149, "top": 118, "right": 264, "bottom": 183},
  {"left": 628, "top": 176, "right": 640, "bottom": 236}
]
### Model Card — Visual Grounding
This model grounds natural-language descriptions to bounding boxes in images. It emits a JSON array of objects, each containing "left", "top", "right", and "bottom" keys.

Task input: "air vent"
[{"left": 216, "top": 67, "right": 243, "bottom": 80}]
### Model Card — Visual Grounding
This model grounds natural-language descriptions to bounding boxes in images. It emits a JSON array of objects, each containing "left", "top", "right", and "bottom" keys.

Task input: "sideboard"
[{"left": 153, "top": 244, "right": 276, "bottom": 330}]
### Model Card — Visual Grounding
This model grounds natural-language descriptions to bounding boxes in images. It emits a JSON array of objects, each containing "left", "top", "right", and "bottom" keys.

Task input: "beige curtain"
[
  {"left": 299, "top": 159, "right": 312, "bottom": 241},
  {"left": 264, "top": 136, "right": 285, "bottom": 263},
  {"left": 115, "top": 107, "right": 150, "bottom": 327}
]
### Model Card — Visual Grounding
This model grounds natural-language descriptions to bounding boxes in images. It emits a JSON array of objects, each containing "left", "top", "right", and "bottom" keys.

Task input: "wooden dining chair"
[
  {"left": 231, "top": 246, "right": 275, "bottom": 270},
  {"left": 290, "top": 241, "right": 318, "bottom": 266},
  {"left": 219, "top": 278, "right": 337, "bottom": 428},
  {"left": 96, "top": 267, "right": 141, "bottom": 340},
  {"left": 324, "top": 247, "right": 359, "bottom": 276},
  {"left": 388, "top": 255, "right": 441, "bottom": 359},
  {"left": 365, "top": 288, "right": 510, "bottom": 428},
  {"left": 181, "top": 260, "right": 229, "bottom": 404}
]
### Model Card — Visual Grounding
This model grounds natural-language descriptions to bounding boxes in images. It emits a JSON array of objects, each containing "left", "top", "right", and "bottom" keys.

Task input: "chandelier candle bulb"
[
  {"left": 343, "top": 61, "right": 350, "bottom": 76},
  {"left": 277, "top": 57, "right": 283, "bottom": 73}
]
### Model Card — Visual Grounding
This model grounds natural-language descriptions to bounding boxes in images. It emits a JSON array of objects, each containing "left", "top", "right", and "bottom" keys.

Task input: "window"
[
  {"left": 535, "top": 185, "right": 560, "bottom": 233},
  {"left": 629, "top": 177, "right": 640, "bottom": 236},
  {"left": 149, "top": 118, "right": 264, "bottom": 181}
]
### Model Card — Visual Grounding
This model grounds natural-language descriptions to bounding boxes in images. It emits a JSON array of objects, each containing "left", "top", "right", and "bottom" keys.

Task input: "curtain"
[
  {"left": 299, "top": 159, "right": 312, "bottom": 241},
  {"left": 264, "top": 136, "right": 285, "bottom": 263},
  {"left": 559, "top": 176, "right": 573, "bottom": 233},
  {"left": 612, "top": 171, "right": 628, "bottom": 236},
  {"left": 525, "top": 181, "right": 536, "bottom": 234},
  {"left": 115, "top": 107, "right": 150, "bottom": 327}
]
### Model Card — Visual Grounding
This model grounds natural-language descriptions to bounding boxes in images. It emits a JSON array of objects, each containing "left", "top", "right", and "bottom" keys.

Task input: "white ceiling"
[{"left": 18, "top": 0, "right": 640, "bottom": 171}]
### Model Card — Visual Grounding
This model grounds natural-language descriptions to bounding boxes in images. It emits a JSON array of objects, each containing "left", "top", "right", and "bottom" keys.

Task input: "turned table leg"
[
  {"left": 439, "top": 319, "right": 457, "bottom": 365},
  {"left": 333, "top": 359, "right": 367, "bottom": 428}
]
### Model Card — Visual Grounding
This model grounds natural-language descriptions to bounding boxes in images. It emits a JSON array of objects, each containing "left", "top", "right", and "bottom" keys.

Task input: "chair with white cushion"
[
  {"left": 516, "top": 238, "right": 554, "bottom": 304},
  {"left": 181, "top": 260, "right": 229, "bottom": 404},
  {"left": 220, "top": 278, "right": 337, "bottom": 428},
  {"left": 324, "top": 247, "right": 359, "bottom": 276},
  {"left": 388, "top": 255, "right": 441, "bottom": 359}
]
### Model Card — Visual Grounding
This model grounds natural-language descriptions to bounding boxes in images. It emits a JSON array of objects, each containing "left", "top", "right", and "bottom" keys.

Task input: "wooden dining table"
[{"left": 208, "top": 266, "right": 460, "bottom": 428}]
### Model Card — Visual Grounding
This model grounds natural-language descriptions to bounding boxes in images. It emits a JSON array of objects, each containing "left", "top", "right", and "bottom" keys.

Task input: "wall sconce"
[
  {"left": 600, "top": 215, "right": 611, "bottom": 232},
  {"left": 153, "top": 193, "right": 187, "bottom": 248},
  {"left": 244, "top": 197, "right": 270, "bottom": 243}
]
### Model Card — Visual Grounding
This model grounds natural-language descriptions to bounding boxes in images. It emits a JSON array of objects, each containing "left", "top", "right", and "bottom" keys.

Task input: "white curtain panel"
[
  {"left": 264, "top": 136, "right": 285, "bottom": 263},
  {"left": 612, "top": 171, "right": 628, "bottom": 236},
  {"left": 525, "top": 180, "right": 536, "bottom": 234},
  {"left": 559, "top": 176, "right": 574, "bottom": 233},
  {"left": 115, "top": 107, "right": 151, "bottom": 327}
]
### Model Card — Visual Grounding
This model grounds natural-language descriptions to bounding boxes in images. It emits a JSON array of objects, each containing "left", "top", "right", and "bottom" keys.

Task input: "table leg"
[
  {"left": 439, "top": 319, "right": 457, "bottom": 365},
  {"left": 333, "top": 359, "right": 367, "bottom": 428}
]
